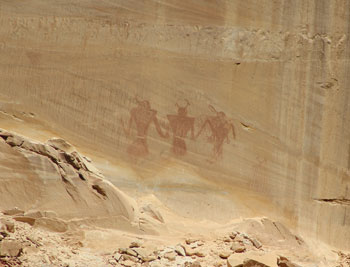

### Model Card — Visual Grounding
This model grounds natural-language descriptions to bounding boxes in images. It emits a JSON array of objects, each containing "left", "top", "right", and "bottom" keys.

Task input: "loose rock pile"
[{"left": 106, "top": 231, "right": 302, "bottom": 267}]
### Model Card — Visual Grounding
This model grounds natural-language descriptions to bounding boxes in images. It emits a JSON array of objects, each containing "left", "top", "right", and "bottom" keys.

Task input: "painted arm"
[
  {"left": 195, "top": 119, "right": 211, "bottom": 139},
  {"left": 153, "top": 116, "right": 169, "bottom": 138}
]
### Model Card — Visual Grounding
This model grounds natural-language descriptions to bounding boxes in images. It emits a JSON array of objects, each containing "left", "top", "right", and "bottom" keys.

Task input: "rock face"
[
  {"left": 0, "top": 129, "right": 136, "bottom": 230},
  {"left": 0, "top": 0, "right": 349, "bottom": 250}
]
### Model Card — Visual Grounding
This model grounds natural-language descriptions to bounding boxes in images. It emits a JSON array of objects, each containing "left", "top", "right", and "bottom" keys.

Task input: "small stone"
[
  {"left": 231, "top": 244, "right": 246, "bottom": 253},
  {"left": 122, "top": 254, "right": 138, "bottom": 262},
  {"left": 129, "top": 240, "right": 142, "bottom": 248},
  {"left": 175, "top": 245, "right": 186, "bottom": 256},
  {"left": 125, "top": 248, "right": 138, "bottom": 257},
  {"left": 143, "top": 254, "right": 157, "bottom": 262},
  {"left": 219, "top": 251, "right": 231, "bottom": 259},
  {"left": 186, "top": 238, "right": 198, "bottom": 245},
  {"left": 0, "top": 240, "right": 22, "bottom": 257},
  {"left": 187, "top": 261, "right": 202, "bottom": 267},
  {"left": 3, "top": 208, "right": 24, "bottom": 216},
  {"left": 196, "top": 241, "right": 204, "bottom": 246},
  {"left": 120, "top": 260, "right": 135, "bottom": 267},
  {"left": 184, "top": 246, "right": 196, "bottom": 256},
  {"left": 230, "top": 232, "right": 239, "bottom": 240},
  {"left": 113, "top": 252, "right": 122, "bottom": 261},
  {"left": 251, "top": 238, "right": 262, "bottom": 249},
  {"left": 224, "top": 236, "right": 232, "bottom": 242},
  {"left": 164, "top": 251, "right": 177, "bottom": 261},
  {"left": 195, "top": 251, "right": 205, "bottom": 257}
]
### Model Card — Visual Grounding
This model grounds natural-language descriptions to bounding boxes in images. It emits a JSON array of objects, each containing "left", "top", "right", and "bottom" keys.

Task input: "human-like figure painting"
[
  {"left": 121, "top": 96, "right": 168, "bottom": 157},
  {"left": 167, "top": 100, "right": 195, "bottom": 156},
  {"left": 196, "top": 105, "right": 235, "bottom": 162}
]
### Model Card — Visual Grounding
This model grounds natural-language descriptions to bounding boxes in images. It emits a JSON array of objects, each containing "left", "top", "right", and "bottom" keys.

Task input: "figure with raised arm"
[
  {"left": 167, "top": 100, "right": 195, "bottom": 156},
  {"left": 121, "top": 96, "right": 168, "bottom": 157},
  {"left": 196, "top": 105, "right": 235, "bottom": 162}
]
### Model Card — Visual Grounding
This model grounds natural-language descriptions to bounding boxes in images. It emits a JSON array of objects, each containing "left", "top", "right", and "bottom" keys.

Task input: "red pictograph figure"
[
  {"left": 167, "top": 100, "right": 195, "bottom": 156},
  {"left": 196, "top": 105, "right": 236, "bottom": 162},
  {"left": 121, "top": 97, "right": 168, "bottom": 157}
]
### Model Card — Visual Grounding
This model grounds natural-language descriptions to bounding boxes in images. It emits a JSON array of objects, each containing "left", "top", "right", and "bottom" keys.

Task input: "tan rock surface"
[
  {"left": 0, "top": 1, "right": 349, "bottom": 266},
  {"left": 0, "top": 0, "right": 349, "bottom": 251},
  {"left": 0, "top": 129, "right": 138, "bottom": 232}
]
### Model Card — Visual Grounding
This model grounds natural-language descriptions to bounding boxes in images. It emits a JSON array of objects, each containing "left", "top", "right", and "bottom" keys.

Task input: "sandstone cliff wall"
[{"left": 0, "top": 1, "right": 349, "bottom": 249}]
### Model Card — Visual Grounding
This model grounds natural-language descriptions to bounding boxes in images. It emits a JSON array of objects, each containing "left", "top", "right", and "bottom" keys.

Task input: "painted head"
[{"left": 176, "top": 99, "right": 190, "bottom": 116}]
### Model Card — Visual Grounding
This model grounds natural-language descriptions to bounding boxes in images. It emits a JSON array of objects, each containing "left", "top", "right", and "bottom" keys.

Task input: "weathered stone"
[
  {"left": 224, "top": 236, "right": 232, "bottom": 242},
  {"left": 125, "top": 248, "right": 138, "bottom": 257},
  {"left": 129, "top": 240, "right": 142, "bottom": 248},
  {"left": 34, "top": 217, "right": 68, "bottom": 232},
  {"left": 5, "top": 136, "right": 24, "bottom": 147},
  {"left": 13, "top": 216, "right": 36, "bottom": 226},
  {"left": 219, "top": 251, "right": 231, "bottom": 259},
  {"left": 230, "top": 232, "right": 239, "bottom": 240},
  {"left": 3, "top": 208, "right": 24, "bottom": 216},
  {"left": 119, "top": 259, "right": 135, "bottom": 267},
  {"left": 143, "top": 254, "right": 157, "bottom": 262},
  {"left": 164, "top": 251, "right": 177, "bottom": 261},
  {"left": 47, "top": 138, "right": 76, "bottom": 153},
  {"left": 175, "top": 245, "right": 186, "bottom": 256},
  {"left": 251, "top": 238, "right": 262, "bottom": 249},
  {"left": 184, "top": 246, "right": 196, "bottom": 256},
  {"left": 113, "top": 252, "right": 122, "bottom": 261},
  {"left": 121, "top": 254, "right": 138, "bottom": 262},
  {"left": 231, "top": 244, "right": 246, "bottom": 253},
  {"left": 195, "top": 250, "right": 205, "bottom": 257},
  {"left": 186, "top": 238, "right": 198, "bottom": 245},
  {"left": 0, "top": 240, "right": 22, "bottom": 257},
  {"left": 0, "top": 220, "right": 15, "bottom": 233},
  {"left": 186, "top": 261, "right": 202, "bottom": 267},
  {"left": 0, "top": 129, "right": 12, "bottom": 138}
]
